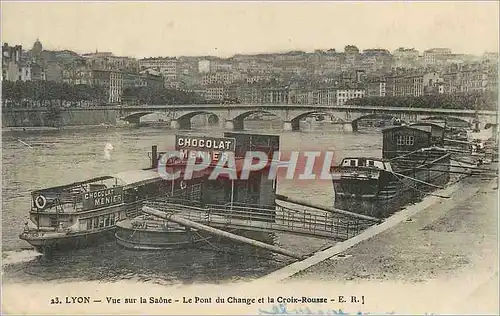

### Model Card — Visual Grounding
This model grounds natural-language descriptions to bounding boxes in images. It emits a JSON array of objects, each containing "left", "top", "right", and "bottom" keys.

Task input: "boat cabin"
[
  {"left": 340, "top": 157, "right": 392, "bottom": 171},
  {"left": 153, "top": 132, "right": 280, "bottom": 210},
  {"left": 29, "top": 169, "right": 169, "bottom": 230},
  {"left": 410, "top": 122, "right": 446, "bottom": 146},
  {"left": 224, "top": 132, "right": 280, "bottom": 157},
  {"left": 382, "top": 125, "right": 432, "bottom": 159}
]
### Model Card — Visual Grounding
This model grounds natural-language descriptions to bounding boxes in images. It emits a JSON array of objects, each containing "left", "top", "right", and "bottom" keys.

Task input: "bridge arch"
[
  {"left": 173, "top": 111, "right": 221, "bottom": 129},
  {"left": 283, "top": 110, "right": 347, "bottom": 131},
  {"left": 207, "top": 113, "right": 219, "bottom": 126},
  {"left": 228, "top": 110, "right": 280, "bottom": 131},
  {"left": 122, "top": 112, "right": 155, "bottom": 124},
  {"left": 232, "top": 109, "right": 278, "bottom": 121},
  {"left": 290, "top": 110, "right": 346, "bottom": 123},
  {"left": 351, "top": 113, "right": 402, "bottom": 131},
  {"left": 419, "top": 116, "right": 472, "bottom": 128}
]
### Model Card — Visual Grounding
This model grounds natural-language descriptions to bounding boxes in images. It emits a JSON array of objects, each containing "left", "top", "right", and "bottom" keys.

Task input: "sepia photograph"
[{"left": 1, "top": 1, "right": 499, "bottom": 315}]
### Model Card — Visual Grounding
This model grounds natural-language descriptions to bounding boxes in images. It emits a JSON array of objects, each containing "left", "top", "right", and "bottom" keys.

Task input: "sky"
[{"left": 1, "top": 1, "right": 499, "bottom": 58}]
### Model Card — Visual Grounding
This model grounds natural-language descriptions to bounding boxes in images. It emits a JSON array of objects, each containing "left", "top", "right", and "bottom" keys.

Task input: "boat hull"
[
  {"left": 114, "top": 218, "right": 212, "bottom": 250},
  {"left": 20, "top": 200, "right": 143, "bottom": 254},
  {"left": 333, "top": 175, "right": 428, "bottom": 218},
  {"left": 333, "top": 150, "right": 451, "bottom": 218},
  {"left": 19, "top": 227, "right": 116, "bottom": 254}
]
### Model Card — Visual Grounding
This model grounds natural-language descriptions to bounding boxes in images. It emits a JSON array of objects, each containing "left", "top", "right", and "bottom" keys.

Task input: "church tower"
[{"left": 31, "top": 38, "right": 43, "bottom": 58}]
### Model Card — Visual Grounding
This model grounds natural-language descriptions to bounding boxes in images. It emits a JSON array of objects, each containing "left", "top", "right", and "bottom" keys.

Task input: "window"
[
  {"left": 93, "top": 217, "right": 99, "bottom": 229},
  {"left": 349, "top": 159, "right": 357, "bottom": 167},
  {"left": 104, "top": 215, "right": 110, "bottom": 227},
  {"left": 79, "top": 219, "right": 87, "bottom": 231},
  {"left": 99, "top": 216, "right": 105, "bottom": 228},
  {"left": 87, "top": 219, "right": 92, "bottom": 230},
  {"left": 110, "top": 214, "right": 116, "bottom": 225},
  {"left": 406, "top": 136, "right": 415, "bottom": 145},
  {"left": 397, "top": 135, "right": 406, "bottom": 145}
]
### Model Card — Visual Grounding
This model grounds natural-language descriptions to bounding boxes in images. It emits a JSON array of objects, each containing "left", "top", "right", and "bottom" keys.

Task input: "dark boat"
[
  {"left": 331, "top": 125, "right": 451, "bottom": 218},
  {"left": 114, "top": 132, "right": 281, "bottom": 250},
  {"left": 19, "top": 146, "right": 176, "bottom": 254}
]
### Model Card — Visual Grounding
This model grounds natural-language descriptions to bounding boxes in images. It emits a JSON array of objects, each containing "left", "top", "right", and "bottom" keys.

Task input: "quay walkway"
[
  {"left": 143, "top": 200, "right": 377, "bottom": 241},
  {"left": 257, "top": 173, "right": 498, "bottom": 314}
]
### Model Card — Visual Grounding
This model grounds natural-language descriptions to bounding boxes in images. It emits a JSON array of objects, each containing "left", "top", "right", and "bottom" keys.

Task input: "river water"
[{"left": 1, "top": 120, "right": 381, "bottom": 285}]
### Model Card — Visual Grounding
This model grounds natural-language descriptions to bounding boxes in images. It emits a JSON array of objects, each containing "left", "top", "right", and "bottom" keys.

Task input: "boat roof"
[
  {"left": 32, "top": 175, "right": 116, "bottom": 194},
  {"left": 341, "top": 157, "right": 388, "bottom": 162},
  {"left": 382, "top": 125, "right": 431, "bottom": 134},
  {"left": 32, "top": 169, "right": 163, "bottom": 194},
  {"left": 409, "top": 125, "right": 432, "bottom": 133},
  {"left": 112, "top": 169, "right": 162, "bottom": 189},
  {"left": 410, "top": 122, "right": 446, "bottom": 129}
]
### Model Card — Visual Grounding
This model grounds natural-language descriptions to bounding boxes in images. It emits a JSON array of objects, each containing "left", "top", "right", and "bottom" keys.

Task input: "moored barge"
[
  {"left": 114, "top": 132, "right": 281, "bottom": 250},
  {"left": 331, "top": 124, "right": 451, "bottom": 218},
  {"left": 19, "top": 146, "right": 175, "bottom": 254}
]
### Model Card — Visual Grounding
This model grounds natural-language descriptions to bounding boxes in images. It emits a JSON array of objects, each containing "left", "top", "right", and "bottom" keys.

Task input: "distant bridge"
[
  {"left": 5, "top": 104, "right": 497, "bottom": 132},
  {"left": 115, "top": 104, "right": 497, "bottom": 131}
]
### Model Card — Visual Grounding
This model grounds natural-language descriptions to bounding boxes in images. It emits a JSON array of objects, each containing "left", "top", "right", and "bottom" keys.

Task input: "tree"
[
  {"left": 345, "top": 92, "right": 497, "bottom": 111},
  {"left": 1, "top": 81, "right": 14, "bottom": 101},
  {"left": 121, "top": 86, "right": 204, "bottom": 105}
]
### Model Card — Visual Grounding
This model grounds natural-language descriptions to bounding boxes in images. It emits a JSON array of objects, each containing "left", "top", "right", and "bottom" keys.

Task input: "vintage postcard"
[{"left": 1, "top": 1, "right": 499, "bottom": 315}]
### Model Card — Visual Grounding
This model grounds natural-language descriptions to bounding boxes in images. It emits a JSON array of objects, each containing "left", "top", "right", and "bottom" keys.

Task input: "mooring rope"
[
  {"left": 387, "top": 148, "right": 426, "bottom": 161},
  {"left": 129, "top": 227, "right": 139, "bottom": 239},
  {"left": 392, "top": 172, "right": 450, "bottom": 199}
]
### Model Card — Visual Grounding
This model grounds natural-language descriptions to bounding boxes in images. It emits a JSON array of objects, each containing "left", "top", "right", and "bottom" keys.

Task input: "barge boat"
[
  {"left": 331, "top": 124, "right": 451, "bottom": 218},
  {"left": 114, "top": 132, "right": 281, "bottom": 250},
  {"left": 19, "top": 146, "right": 175, "bottom": 254}
]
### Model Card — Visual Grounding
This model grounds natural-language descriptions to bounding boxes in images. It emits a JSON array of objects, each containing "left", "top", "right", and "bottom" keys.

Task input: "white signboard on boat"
[
  {"left": 174, "top": 135, "right": 236, "bottom": 163},
  {"left": 82, "top": 187, "right": 123, "bottom": 211},
  {"left": 175, "top": 135, "right": 236, "bottom": 152}
]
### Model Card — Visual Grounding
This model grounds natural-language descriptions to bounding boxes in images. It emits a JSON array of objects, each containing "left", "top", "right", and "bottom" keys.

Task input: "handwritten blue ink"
[
  {"left": 258, "top": 304, "right": 402, "bottom": 315},
  {"left": 258, "top": 303, "right": 361, "bottom": 315}
]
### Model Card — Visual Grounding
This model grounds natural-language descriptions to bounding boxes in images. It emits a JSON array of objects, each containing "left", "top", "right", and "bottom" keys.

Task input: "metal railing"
[{"left": 143, "top": 200, "right": 374, "bottom": 241}]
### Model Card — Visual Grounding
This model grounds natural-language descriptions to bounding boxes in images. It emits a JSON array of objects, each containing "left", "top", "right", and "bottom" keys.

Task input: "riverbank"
[
  {"left": 0, "top": 123, "right": 166, "bottom": 133},
  {"left": 2, "top": 124, "right": 120, "bottom": 133},
  {"left": 259, "top": 171, "right": 498, "bottom": 314}
]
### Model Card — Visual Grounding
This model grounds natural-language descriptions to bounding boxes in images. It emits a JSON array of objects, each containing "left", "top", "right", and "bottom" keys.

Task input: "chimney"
[{"left": 151, "top": 145, "right": 158, "bottom": 168}]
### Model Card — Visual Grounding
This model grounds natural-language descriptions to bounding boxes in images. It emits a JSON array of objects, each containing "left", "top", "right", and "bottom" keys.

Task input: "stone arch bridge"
[{"left": 118, "top": 104, "right": 497, "bottom": 132}]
